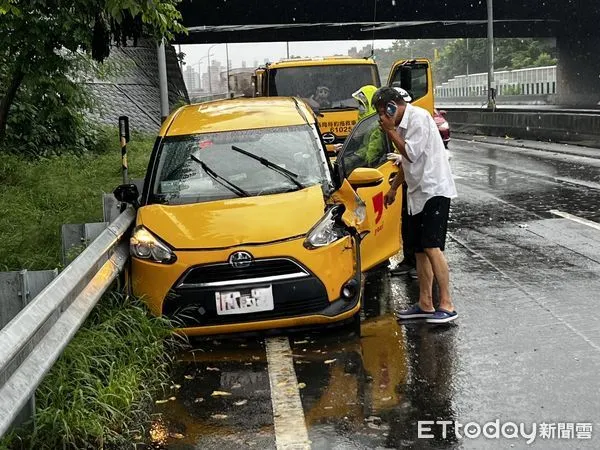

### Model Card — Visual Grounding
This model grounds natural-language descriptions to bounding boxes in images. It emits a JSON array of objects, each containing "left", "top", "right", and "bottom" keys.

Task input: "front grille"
[{"left": 178, "top": 258, "right": 308, "bottom": 288}]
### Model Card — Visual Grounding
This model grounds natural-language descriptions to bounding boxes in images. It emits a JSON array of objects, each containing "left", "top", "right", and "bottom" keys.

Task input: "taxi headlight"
[
  {"left": 304, "top": 206, "right": 348, "bottom": 249},
  {"left": 130, "top": 226, "right": 176, "bottom": 264}
]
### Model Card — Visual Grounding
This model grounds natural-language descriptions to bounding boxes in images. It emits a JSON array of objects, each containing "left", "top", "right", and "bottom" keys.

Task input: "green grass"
[
  {"left": 0, "top": 128, "right": 186, "bottom": 449},
  {"left": 0, "top": 128, "right": 154, "bottom": 271},
  {"left": 1, "top": 293, "right": 185, "bottom": 450}
]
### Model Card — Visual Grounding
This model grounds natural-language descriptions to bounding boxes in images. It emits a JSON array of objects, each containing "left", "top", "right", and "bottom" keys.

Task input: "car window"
[
  {"left": 340, "top": 114, "right": 390, "bottom": 176},
  {"left": 150, "top": 125, "right": 331, "bottom": 205},
  {"left": 389, "top": 63, "right": 429, "bottom": 101}
]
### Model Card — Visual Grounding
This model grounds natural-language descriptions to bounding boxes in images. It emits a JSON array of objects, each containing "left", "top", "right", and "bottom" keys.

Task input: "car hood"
[{"left": 137, "top": 184, "right": 327, "bottom": 249}]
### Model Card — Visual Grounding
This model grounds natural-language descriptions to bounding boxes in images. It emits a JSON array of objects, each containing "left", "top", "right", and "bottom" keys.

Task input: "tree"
[
  {"left": 0, "top": 0, "right": 186, "bottom": 145},
  {"left": 435, "top": 38, "right": 557, "bottom": 83},
  {"left": 357, "top": 40, "right": 451, "bottom": 83}
]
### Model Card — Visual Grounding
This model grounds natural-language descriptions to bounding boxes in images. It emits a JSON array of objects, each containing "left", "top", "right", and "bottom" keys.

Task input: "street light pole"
[
  {"left": 226, "top": 43, "right": 231, "bottom": 97},
  {"left": 487, "top": 0, "right": 495, "bottom": 109},
  {"left": 157, "top": 38, "right": 169, "bottom": 122},
  {"left": 193, "top": 54, "right": 212, "bottom": 91},
  {"left": 207, "top": 44, "right": 218, "bottom": 96},
  {"left": 466, "top": 38, "right": 470, "bottom": 96}
]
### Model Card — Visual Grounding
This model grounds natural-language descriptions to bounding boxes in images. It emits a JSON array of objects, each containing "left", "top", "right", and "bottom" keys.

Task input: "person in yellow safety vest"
[
  {"left": 350, "top": 85, "right": 405, "bottom": 167},
  {"left": 351, "top": 85, "right": 387, "bottom": 165}
]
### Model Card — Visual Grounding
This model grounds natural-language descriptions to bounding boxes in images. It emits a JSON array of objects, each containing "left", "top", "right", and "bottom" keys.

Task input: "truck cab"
[
  {"left": 254, "top": 57, "right": 380, "bottom": 154},
  {"left": 253, "top": 57, "right": 434, "bottom": 154}
]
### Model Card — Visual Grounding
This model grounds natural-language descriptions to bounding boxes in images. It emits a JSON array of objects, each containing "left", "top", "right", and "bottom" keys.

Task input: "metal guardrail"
[
  {"left": 0, "top": 206, "right": 135, "bottom": 437},
  {"left": 436, "top": 94, "right": 556, "bottom": 106}
]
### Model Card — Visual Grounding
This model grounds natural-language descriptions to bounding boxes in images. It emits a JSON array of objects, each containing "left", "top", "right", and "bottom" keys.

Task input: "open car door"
[
  {"left": 387, "top": 58, "right": 434, "bottom": 115},
  {"left": 252, "top": 68, "right": 266, "bottom": 97},
  {"left": 336, "top": 114, "right": 402, "bottom": 272}
]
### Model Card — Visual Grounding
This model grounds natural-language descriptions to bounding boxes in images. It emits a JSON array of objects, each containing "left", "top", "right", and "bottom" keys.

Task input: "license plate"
[{"left": 215, "top": 286, "right": 274, "bottom": 315}]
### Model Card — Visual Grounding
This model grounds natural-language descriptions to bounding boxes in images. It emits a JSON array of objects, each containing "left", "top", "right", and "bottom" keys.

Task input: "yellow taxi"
[{"left": 114, "top": 97, "right": 402, "bottom": 336}]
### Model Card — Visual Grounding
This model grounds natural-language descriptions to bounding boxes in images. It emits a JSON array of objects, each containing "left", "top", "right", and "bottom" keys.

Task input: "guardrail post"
[
  {"left": 1, "top": 269, "right": 58, "bottom": 432},
  {"left": 61, "top": 223, "right": 109, "bottom": 266},
  {"left": 18, "top": 269, "right": 30, "bottom": 306}
]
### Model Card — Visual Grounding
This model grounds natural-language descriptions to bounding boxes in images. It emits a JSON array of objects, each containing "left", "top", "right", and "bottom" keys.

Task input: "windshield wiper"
[
  {"left": 326, "top": 105, "right": 357, "bottom": 110},
  {"left": 230, "top": 145, "right": 305, "bottom": 190},
  {"left": 190, "top": 154, "right": 250, "bottom": 197}
]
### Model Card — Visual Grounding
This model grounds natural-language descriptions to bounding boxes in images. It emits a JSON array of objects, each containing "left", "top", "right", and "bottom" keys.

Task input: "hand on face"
[{"left": 377, "top": 104, "right": 397, "bottom": 132}]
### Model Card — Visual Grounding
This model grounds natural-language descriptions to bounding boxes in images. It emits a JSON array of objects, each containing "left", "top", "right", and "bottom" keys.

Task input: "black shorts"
[{"left": 407, "top": 196, "right": 451, "bottom": 253}]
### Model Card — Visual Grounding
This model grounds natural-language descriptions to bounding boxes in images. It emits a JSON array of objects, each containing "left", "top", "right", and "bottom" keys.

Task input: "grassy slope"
[
  {"left": 0, "top": 131, "right": 154, "bottom": 271},
  {"left": 0, "top": 130, "right": 183, "bottom": 449}
]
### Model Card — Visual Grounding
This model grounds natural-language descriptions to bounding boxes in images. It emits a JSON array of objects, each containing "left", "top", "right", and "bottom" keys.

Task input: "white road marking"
[
  {"left": 265, "top": 336, "right": 310, "bottom": 449},
  {"left": 549, "top": 210, "right": 600, "bottom": 232}
]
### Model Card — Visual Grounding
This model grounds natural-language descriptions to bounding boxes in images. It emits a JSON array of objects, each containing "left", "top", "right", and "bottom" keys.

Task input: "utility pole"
[
  {"left": 487, "top": 0, "right": 496, "bottom": 109},
  {"left": 207, "top": 44, "right": 218, "bottom": 96},
  {"left": 157, "top": 38, "right": 169, "bottom": 122},
  {"left": 466, "top": 38, "right": 470, "bottom": 96},
  {"left": 226, "top": 43, "right": 231, "bottom": 97}
]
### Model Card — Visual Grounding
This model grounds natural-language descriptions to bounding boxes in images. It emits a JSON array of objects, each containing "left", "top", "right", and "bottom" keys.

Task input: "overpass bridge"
[
  {"left": 172, "top": 0, "right": 600, "bottom": 108},
  {"left": 2, "top": 2, "right": 600, "bottom": 440}
]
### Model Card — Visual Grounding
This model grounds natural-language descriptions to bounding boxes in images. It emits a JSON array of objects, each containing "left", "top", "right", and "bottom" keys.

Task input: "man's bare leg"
[
  {"left": 424, "top": 247, "right": 454, "bottom": 311},
  {"left": 415, "top": 252, "right": 435, "bottom": 312}
]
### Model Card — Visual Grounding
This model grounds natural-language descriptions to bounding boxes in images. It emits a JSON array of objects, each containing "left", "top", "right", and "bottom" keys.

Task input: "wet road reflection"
[
  {"left": 148, "top": 269, "right": 464, "bottom": 449},
  {"left": 452, "top": 149, "right": 600, "bottom": 224},
  {"left": 290, "top": 269, "right": 462, "bottom": 449},
  {"left": 450, "top": 142, "right": 600, "bottom": 224},
  {"left": 454, "top": 139, "right": 600, "bottom": 185},
  {"left": 149, "top": 340, "right": 276, "bottom": 449},
  {"left": 147, "top": 137, "right": 600, "bottom": 449}
]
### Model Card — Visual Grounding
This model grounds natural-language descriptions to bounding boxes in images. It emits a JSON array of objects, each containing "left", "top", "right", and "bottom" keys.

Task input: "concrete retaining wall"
[{"left": 445, "top": 109, "right": 600, "bottom": 148}]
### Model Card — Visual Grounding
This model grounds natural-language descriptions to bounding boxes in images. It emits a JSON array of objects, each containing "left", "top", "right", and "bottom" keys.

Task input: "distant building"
[
  {"left": 201, "top": 60, "right": 227, "bottom": 94},
  {"left": 183, "top": 65, "right": 201, "bottom": 91}
]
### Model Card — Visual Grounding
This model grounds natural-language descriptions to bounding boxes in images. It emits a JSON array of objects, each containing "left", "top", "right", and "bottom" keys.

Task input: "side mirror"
[
  {"left": 114, "top": 183, "right": 140, "bottom": 208},
  {"left": 347, "top": 167, "right": 384, "bottom": 188}
]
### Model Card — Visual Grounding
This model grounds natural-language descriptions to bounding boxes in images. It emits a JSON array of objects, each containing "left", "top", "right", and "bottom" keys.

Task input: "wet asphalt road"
[{"left": 145, "top": 136, "right": 600, "bottom": 449}]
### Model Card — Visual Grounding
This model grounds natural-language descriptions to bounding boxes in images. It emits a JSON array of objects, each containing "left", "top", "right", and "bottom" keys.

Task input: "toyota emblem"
[
  {"left": 322, "top": 132, "right": 336, "bottom": 144},
  {"left": 228, "top": 251, "right": 253, "bottom": 268}
]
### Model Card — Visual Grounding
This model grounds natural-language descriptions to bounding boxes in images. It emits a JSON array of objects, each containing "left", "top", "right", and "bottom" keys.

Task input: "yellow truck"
[{"left": 253, "top": 56, "right": 434, "bottom": 154}]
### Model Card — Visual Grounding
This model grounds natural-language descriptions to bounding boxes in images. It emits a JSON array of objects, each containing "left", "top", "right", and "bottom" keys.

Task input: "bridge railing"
[{"left": 0, "top": 206, "right": 136, "bottom": 437}]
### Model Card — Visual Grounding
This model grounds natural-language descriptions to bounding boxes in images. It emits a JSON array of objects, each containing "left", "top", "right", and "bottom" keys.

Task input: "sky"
[{"left": 180, "top": 40, "right": 396, "bottom": 71}]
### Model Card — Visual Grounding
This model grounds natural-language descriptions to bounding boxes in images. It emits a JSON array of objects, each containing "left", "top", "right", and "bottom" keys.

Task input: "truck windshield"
[{"left": 267, "top": 64, "right": 380, "bottom": 110}]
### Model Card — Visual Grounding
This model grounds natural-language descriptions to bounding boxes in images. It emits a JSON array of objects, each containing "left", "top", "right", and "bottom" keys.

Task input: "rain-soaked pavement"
[{"left": 145, "top": 136, "right": 600, "bottom": 449}]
